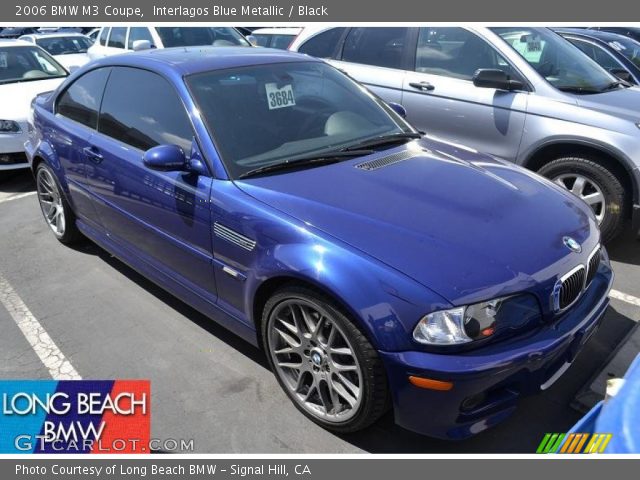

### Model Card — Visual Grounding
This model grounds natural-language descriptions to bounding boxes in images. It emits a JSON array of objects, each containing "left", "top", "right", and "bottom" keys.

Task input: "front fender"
[{"left": 245, "top": 229, "right": 452, "bottom": 352}]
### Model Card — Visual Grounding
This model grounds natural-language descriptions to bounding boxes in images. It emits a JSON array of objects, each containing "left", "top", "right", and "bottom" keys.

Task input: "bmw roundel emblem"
[{"left": 563, "top": 236, "right": 582, "bottom": 253}]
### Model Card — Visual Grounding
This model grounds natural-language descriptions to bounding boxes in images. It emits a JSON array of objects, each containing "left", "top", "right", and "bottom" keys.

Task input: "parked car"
[
  {"left": 19, "top": 33, "right": 92, "bottom": 71},
  {"left": 0, "top": 27, "right": 38, "bottom": 39},
  {"left": 26, "top": 47, "right": 613, "bottom": 439},
  {"left": 556, "top": 28, "right": 640, "bottom": 84},
  {"left": 0, "top": 40, "right": 67, "bottom": 172},
  {"left": 87, "top": 28, "right": 100, "bottom": 44},
  {"left": 87, "top": 27, "right": 250, "bottom": 59},
  {"left": 251, "top": 27, "right": 302, "bottom": 50},
  {"left": 589, "top": 27, "right": 640, "bottom": 43},
  {"left": 290, "top": 26, "right": 640, "bottom": 242}
]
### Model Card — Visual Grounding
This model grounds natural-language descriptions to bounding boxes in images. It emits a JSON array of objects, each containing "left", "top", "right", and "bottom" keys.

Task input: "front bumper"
[
  {"left": 380, "top": 265, "right": 614, "bottom": 439},
  {"left": 0, "top": 129, "right": 29, "bottom": 171}
]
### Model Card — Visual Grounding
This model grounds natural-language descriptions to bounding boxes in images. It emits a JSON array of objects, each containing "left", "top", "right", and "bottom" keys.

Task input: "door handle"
[
  {"left": 409, "top": 81, "right": 435, "bottom": 92},
  {"left": 83, "top": 146, "right": 103, "bottom": 164}
]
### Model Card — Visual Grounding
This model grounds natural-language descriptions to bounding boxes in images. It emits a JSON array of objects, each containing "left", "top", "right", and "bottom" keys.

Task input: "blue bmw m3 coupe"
[{"left": 25, "top": 47, "right": 613, "bottom": 439}]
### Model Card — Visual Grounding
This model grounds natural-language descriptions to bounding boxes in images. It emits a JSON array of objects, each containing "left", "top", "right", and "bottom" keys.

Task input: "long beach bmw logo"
[{"left": 563, "top": 236, "right": 582, "bottom": 253}]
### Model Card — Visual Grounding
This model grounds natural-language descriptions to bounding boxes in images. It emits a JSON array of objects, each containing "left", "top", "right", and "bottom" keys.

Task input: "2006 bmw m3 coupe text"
[{"left": 26, "top": 47, "right": 613, "bottom": 439}]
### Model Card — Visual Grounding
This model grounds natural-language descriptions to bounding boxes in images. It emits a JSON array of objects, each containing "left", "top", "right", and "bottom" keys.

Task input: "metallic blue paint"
[{"left": 25, "top": 47, "right": 614, "bottom": 439}]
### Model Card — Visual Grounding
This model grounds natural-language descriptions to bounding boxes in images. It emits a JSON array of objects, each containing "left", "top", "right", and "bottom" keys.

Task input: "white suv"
[{"left": 88, "top": 27, "right": 250, "bottom": 60}]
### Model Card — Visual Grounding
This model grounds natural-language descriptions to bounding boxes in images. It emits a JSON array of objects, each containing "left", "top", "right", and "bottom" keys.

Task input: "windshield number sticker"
[{"left": 266, "top": 83, "right": 295, "bottom": 110}]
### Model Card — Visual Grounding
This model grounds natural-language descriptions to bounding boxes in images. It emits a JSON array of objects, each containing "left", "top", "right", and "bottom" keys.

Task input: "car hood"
[
  {"left": 54, "top": 53, "right": 90, "bottom": 70},
  {"left": 0, "top": 78, "right": 64, "bottom": 119},
  {"left": 236, "top": 138, "right": 598, "bottom": 305},
  {"left": 575, "top": 85, "right": 640, "bottom": 123}
]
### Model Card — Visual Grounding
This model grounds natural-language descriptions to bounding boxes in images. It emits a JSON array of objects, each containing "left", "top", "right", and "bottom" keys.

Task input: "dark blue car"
[
  {"left": 25, "top": 47, "right": 614, "bottom": 439},
  {"left": 556, "top": 28, "right": 640, "bottom": 84}
]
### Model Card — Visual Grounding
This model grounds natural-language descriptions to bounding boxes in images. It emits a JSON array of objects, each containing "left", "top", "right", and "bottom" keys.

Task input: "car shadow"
[
  {"left": 65, "top": 239, "right": 271, "bottom": 372},
  {"left": 607, "top": 227, "right": 640, "bottom": 266},
  {"left": 0, "top": 170, "right": 35, "bottom": 194}
]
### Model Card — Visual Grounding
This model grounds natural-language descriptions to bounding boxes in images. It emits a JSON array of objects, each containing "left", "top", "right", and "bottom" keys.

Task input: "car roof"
[
  {"left": 24, "top": 32, "right": 88, "bottom": 39},
  {"left": 0, "top": 39, "right": 32, "bottom": 47},
  {"left": 555, "top": 27, "right": 637, "bottom": 45},
  {"left": 92, "top": 46, "right": 319, "bottom": 76},
  {"left": 252, "top": 27, "right": 303, "bottom": 36}
]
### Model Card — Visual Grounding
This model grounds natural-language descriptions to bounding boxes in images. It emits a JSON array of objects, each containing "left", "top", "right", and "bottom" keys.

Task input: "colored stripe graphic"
[
  {"left": 33, "top": 381, "right": 114, "bottom": 453},
  {"left": 93, "top": 380, "right": 150, "bottom": 454},
  {"left": 537, "top": 432, "right": 613, "bottom": 454},
  {"left": 0, "top": 380, "right": 150, "bottom": 454}
]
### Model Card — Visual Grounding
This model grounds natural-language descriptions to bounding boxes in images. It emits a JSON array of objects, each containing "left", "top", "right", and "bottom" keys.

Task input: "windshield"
[
  {"left": 156, "top": 27, "right": 249, "bottom": 48},
  {"left": 36, "top": 36, "right": 92, "bottom": 55},
  {"left": 0, "top": 46, "right": 67, "bottom": 84},
  {"left": 254, "top": 34, "right": 297, "bottom": 50},
  {"left": 492, "top": 27, "right": 617, "bottom": 93},
  {"left": 186, "top": 61, "right": 412, "bottom": 178},
  {"left": 606, "top": 36, "right": 640, "bottom": 68}
]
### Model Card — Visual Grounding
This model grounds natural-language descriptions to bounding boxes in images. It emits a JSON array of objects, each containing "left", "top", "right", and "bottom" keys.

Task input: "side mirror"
[
  {"left": 246, "top": 35, "right": 258, "bottom": 46},
  {"left": 473, "top": 69, "right": 525, "bottom": 91},
  {"left": 388, "top": 102, "right": 407, "bottom": 118},
  {"left": 609, "top": 68, "right": 634, "bottom": 83},
  {"left": 132, "top": 40, "right": 152, "bottom": 52},
  {"left": 143, "top": 145, "right": 187, "bottom": 171}
]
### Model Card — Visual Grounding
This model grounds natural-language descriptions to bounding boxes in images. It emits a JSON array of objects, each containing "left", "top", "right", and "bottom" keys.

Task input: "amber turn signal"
[{"left": 408, "top": 376, "right": 454, "bottom": 391}]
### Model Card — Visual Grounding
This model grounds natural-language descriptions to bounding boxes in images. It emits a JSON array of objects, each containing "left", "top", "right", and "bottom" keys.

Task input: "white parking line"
[
  {"left": 610, "top": 289, "right": 640, "bottom": 308},
  {"left": 0, "top": 272, "right": 81, "bottom": 380},
  {"left": 0, "top": 191, "right": 37, "bottom": 204}
]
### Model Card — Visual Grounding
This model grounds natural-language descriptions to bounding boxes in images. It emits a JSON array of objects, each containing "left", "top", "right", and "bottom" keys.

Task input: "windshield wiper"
[
  {"left": 556, "top": 85, "right": 603, "bottom": 94},
  {"left": 601, "top": 80, "right": 631, "bottom": 91},
  {"left": 237, "top": 149, "right": 374, "bottom": 179},
  {"left": 341, "top": 132, "right": 422, "bottom": 152}
]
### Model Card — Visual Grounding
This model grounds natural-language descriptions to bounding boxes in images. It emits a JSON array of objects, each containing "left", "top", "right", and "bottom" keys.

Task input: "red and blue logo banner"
[{"left": 0, "top": 380, "right": 150, "bottom": 453}]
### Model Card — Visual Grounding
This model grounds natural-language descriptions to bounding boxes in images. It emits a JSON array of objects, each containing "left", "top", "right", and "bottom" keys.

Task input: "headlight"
[
  {"left": 413, "top": 294, "right": 541, "bottom": 346},
  {"left": 0, "top": 120, "right": 21, "bottom": 133}
]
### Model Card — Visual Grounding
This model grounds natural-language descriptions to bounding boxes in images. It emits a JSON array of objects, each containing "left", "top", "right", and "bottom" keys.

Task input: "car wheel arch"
[
  {"left": 523, "top": 140, "right": 637, "bottom": 210},
  {"left": 250, "top": 274, "right": 380, "bottom": 352}
]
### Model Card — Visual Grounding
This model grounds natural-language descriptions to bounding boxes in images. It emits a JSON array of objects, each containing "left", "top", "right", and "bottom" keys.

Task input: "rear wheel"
[
  {"left": 36, "top": 163, "right": 82, "bottom": 244},
  {"left": 538, "top": 156, "right": 626, "bottom": 243},
  {"left": 262, "top": 286, "right": 389, "bottom": 433}
]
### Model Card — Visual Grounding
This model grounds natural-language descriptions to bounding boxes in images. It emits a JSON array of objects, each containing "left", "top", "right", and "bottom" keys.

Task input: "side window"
[
  {"left": 98, "top": 27, "right": 110, "bottom": 46},
  {"left": 415, "top": 27, "right": 515, "bottom": 81},
  {"left": 108, "top": 27, "right": 127, "bottom": 49},
  {"left": 341, "top": 28, "right": 408, "bottom": 69},
  {"left": 57, "top": 68, "right": 110, "bottom": 129},
  {"left": 128, "top": 27, "right": 154, "bottom": 49},
  {"left": 98, "top": 67, "right": 193, "bottom": 152},
  {"left": 298, "top": 28, "right": 346, "bottom": 59}
]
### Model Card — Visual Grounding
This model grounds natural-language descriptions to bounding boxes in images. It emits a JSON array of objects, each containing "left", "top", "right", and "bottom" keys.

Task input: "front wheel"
[
  {"left": 538, "top": 156, "right": 626, "bottom": 243},
  {"left": 262, "top": 286, "right": 389, "bottom": 433},
  {"left": 36, "top": 163, "right": 82, "bottom": 244}
]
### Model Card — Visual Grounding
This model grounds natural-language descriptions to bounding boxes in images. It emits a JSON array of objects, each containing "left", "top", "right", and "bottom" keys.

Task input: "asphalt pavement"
[{"left": 0, "top": 169, "right": 638, "bottom": 453}]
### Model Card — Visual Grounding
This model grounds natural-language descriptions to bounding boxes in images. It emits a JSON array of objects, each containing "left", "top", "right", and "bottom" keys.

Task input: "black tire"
[
  {"left": 538, "top": 156, "right": 626, "bottom": 243},
  {"left": 261, "top": 285, "right": 389, "bottom": 433},
  {"left": 35, "top": 163, "right": 83, "bottom": 245}
]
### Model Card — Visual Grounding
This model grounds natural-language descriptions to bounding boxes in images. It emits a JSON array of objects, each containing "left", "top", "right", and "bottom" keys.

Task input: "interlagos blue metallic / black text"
[{"left": 26, "top": 47, "right": 613, "bottom": 439}]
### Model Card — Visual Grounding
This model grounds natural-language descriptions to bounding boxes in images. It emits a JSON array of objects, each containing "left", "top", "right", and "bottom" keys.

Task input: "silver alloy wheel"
[
  {"left": 36, "top": 168, "right": 65, "bottom": 237},
  {"left": 554, "top": 174, "right": 606, "bottom": 224},
  {"left": 267, "top": 298, "right": 363, "bottom": 423}
]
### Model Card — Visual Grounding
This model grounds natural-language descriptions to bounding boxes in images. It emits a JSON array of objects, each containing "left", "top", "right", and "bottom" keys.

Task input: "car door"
[
  {"left": 102, "top": 27, "right": 127, "bottom": 57},
  {"left": 51, "top": 67, "right": 111, "bottom": 227},
  {"left": 331, "top": 27, "right": 412, "bottom": 104},
  {"left": 402, "top": 27, "right": 528, "bottom": 161},
  {"left": 84, "top": 66, "right": 216, "bottom": 298}
]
